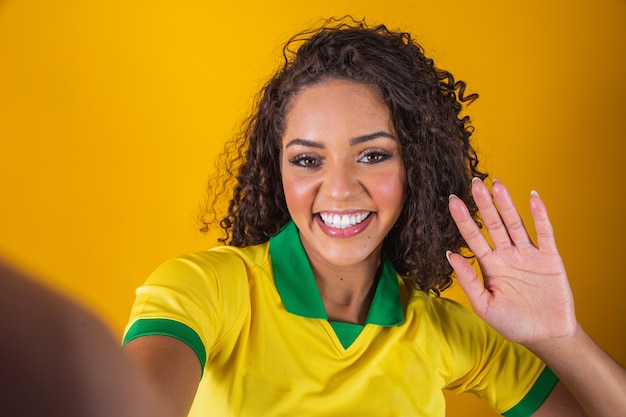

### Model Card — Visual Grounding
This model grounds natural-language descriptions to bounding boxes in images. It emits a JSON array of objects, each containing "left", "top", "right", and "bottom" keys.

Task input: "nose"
[{"left": 323, "top": 162, "right": 361, "bottom": 201}]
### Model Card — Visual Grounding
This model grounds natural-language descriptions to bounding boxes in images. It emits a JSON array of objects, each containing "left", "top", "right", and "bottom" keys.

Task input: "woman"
[{"left": 123, "top": 18, "right": 626, "bottom": 416}]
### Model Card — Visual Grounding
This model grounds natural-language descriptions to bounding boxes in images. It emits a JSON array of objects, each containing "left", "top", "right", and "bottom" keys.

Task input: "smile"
[{"left": 319, "top": 211, "right": 372, "bottom": 229}]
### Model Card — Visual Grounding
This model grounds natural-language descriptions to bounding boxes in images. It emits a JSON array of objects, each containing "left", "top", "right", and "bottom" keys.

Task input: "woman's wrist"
[{"left": 524, "top": 323, "right": 626, "bottom": 417}]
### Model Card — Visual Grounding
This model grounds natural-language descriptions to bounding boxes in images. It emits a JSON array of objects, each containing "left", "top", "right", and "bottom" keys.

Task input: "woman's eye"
[
  {"left": 289, "top": 155, "right": 319, "bottom": 168},
  {"left": 360, "top": 151, "right": 391, "bottom": 164}
]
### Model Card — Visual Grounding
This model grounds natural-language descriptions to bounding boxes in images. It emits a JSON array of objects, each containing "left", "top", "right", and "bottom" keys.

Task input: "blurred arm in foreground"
[{"left": 0, "top": 260, "right": 165, "bottom": 417}]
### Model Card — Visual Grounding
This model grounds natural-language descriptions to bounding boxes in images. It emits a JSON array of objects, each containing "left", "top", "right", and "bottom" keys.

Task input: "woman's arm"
[
  {"left": 124, "top": 335, "right": 202, "bottom": 417},
  {"left": 529, "top": 327, "right": 626, "bottom": 416},
  {"left": 0, "top": 261, "right": 169, "bottom": 417},
  {"left": 447, "top": 178, "right": 626, "bottom": 417},
  {"left": 531, "top": 381, "right": 586, "bottom": 417}
]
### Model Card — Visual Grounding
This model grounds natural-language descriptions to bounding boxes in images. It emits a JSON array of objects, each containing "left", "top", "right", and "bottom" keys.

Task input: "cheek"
[
  {"left": 374, "top": 169, "right": 406, "bottom": 206},
  {"left": 282, "top": 173, "right": 315, "bottom": 212}
]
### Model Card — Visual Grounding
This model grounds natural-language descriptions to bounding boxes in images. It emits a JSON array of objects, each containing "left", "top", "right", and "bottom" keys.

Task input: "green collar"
[{"left": 269, "top": 221, "right": 404, "bottom": 327}]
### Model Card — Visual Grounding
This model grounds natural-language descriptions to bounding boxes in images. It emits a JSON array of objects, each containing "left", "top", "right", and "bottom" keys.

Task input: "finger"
[
  {"left": 449, "top": 194, "right": 492, "bottom": 259},
  {"left": 529, "top": 190, "right": 558, "bottom": 254},
  {"left": 470, "top": 178, "right": 513, "bottom": 249},
  {"left": 446, "top": 251, "right": 488, "bottom": 313},
  {"left": 491, "top": 180, "right": 533, "bottom": 248}
]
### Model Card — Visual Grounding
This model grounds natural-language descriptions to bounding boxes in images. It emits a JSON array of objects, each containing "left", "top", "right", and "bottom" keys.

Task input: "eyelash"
[
  {"left": 359, "top": 149, "right": 392, "bottom": 164},
  {"left": 288, "top": 149, "right": 393, "bottom": 169},
  {"left": 288, "top": 154, "right": 320, "bottom": 168}
]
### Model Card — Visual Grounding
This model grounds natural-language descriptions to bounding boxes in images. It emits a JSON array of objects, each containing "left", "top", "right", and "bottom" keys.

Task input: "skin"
[
  {"left": 281, "top": 78, "right": 406, "bottom": 324},
  {"left": 0, "top": 261, "right": 167, "bottom": 417},
  {"left": 124, "top": 335, "right": 200, "bottom": 416}
]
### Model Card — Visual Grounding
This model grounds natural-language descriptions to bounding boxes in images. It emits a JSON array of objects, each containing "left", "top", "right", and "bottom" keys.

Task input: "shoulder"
[
  {"left": 146, "top": 243, "right": 271, "bottom": 290},
  {"left": 402, "top": 283, "right": 477, "bottom": 324},
  {"left": 161, "top": 242, "right": 270, "bottom": 271},
  {"left": 126, "top": 243, "right": 272, "bottom": 352},
  {"left": 401, "top": 284, "right": 495, "bottom": 346},
  {"left": 134, "top": 242, "right": 272, "bottom": 325}
]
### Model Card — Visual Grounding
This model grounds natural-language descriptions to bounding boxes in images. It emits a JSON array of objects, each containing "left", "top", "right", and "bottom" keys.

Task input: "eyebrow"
[
  {"left": 285, "top": 131, "right": 396, "bottom": 149},
  {"left": 284, "top": 138, "right": 324, "bottom": 149},
  {"left": 349, "top": 131, "right": 396, "bottom": 146}
]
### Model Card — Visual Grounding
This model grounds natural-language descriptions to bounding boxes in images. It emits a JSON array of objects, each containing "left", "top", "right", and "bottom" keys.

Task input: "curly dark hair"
[{"left": 201, "top": 17, "right": 487, "bottom": 294}]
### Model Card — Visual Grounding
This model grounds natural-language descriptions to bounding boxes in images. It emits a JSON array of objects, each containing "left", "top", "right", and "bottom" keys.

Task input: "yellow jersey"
[{"left": 124, "top": 221, "right": 557, "bottom": 416}]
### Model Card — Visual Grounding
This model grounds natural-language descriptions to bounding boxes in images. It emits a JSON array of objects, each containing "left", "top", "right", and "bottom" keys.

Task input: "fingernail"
[
  {"left": 449, "top": 194, "right": 458, "bottom": 201},
  {"left": 445, "top": 250, "right": 453, "bottom": 266},
  {"left": 530, "top": 190, "right": 539, "bottom": 198},
  {"left": 492, "top": 177, "right": 501, "bottom": 184},
  {"left": 472, "top": 177, "right": 482, "bottom": 184}
]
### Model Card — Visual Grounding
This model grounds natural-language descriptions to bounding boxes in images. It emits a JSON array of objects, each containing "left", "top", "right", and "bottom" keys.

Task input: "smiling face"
[{"left": 281, "top": 78, "right": 406, "bottom": 271}]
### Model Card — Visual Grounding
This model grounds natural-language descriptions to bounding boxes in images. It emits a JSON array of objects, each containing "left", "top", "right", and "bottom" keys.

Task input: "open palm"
[{"left": 447, "top": 179, "right": 578, "bottom": 346}]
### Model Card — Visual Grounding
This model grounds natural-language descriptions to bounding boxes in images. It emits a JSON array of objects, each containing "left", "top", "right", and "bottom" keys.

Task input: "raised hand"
[{"left": 447, "top": 178, "right": 578, "bottom": 346}]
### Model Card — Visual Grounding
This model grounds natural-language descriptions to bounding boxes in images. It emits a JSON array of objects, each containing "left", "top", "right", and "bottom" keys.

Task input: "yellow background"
[{"left": 1, "top": 0, "right": 624, "bottom": 415}]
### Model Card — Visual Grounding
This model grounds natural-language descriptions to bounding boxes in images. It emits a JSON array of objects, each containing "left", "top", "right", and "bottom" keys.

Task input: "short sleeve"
[
  {"left": 433, "top": 298, "right": 558, "bottom": 416},
  {"left": 122, "top": 250, "right": 251, "bottom": 371}
]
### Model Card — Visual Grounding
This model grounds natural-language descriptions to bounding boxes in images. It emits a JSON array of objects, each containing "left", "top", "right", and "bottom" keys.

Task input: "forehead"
[{"left": 283, "top": 78, "right": 393, "bottom": 142}]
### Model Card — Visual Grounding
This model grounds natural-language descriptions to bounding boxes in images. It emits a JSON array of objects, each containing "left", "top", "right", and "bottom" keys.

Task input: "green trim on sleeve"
[
  {"left": 502, "top": 366, "right": 559, "bottom": 417},
  {"left": 123, "top": 318, "right": 207, "bottom": 375}
]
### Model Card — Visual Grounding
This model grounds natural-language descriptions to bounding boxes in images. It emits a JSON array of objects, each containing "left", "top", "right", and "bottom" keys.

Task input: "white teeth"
[{"left": 319, "top": 212, "right": 371, "bottom": 229}]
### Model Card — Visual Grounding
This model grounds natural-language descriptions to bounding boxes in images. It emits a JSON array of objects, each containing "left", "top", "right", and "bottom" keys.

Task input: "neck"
[{"left": 310, "top": 254, "right": 381, "bottom": 325}]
